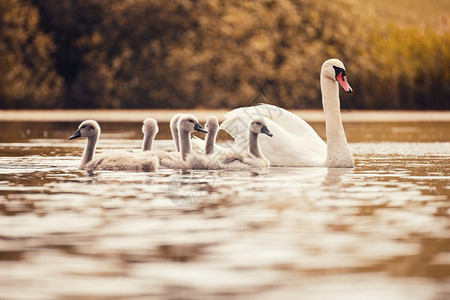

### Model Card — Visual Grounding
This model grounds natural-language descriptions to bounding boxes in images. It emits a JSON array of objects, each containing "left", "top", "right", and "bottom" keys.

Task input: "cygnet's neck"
[
  {"left": 179, "top": 129, "right": 192, "bottom": 161},
  {"left": 170, "top": 118, "right": 180, "bottom": 152},
  {"left": 81, "top": 133, "right": 99, "bottom": 167},
  {"left": 321, "top": 76, "right": 353, "bottom": 167},
  {"left": 248, "top": 131, "right": 264, "bottom": 159},
  {"left": 172, "top": 128, "right": 180, "bottom": 152},
  {"left": 142, "top": 130, "right": 157, "bottom": 151},
  {"left": 205, "top": 125, "right": 218, "bottom": 155}
]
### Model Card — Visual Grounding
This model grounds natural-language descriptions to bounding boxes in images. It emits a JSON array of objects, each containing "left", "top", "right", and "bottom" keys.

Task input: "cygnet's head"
[
  {"left": 69, "top": 120, "right": 100, "bottom": 140},
  {"left": 321, "top": 58, "right": 352, "bottom": 93},
  {"left": 178, "top": 114, "right": 208, "bottom": 134},
  {"left": 170, "top": 113, "right": 183, "bottom": 130},
  {"left": 142, "top": 118, "right": 159, "bottom": 135},
  {"left": 205, "top": 116, "right": 219, "bottom": 132},
  {"left": 250, "top": 119, "right": 273, "bottom": 137}
]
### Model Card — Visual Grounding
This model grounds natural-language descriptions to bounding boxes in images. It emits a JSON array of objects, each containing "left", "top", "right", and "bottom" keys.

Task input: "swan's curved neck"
[
  {"left": 249, "top": 131, "right": 264, "bottom": 159},
  {"left": 171, "top": 126, "right": 180, "bottom": 152},
  {"left": 205, "top": 126, "right": 218, "bottom": 155},
  {"left": 81, "top": 133, "right": 99, "bottom": 167},
  {"left": 321, "top": 78, "right": 345, "bottom": 140},
  {"left": 179, "top": 130, "right": 192, "bottom": 161},
  {"left": 142, "top": 131, "right": 156, "bottom": 151},
  {"left": 321, "top": 75, "right": 353, "bottom": 167}
]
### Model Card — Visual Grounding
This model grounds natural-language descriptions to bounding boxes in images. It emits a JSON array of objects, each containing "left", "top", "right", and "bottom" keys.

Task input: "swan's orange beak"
[{"left": 336, "top": 73, "right": 353, "bottom": 93}]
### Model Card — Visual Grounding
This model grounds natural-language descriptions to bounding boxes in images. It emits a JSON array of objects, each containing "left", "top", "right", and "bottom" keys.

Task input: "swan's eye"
[{"left": 333, "top": 66, "right": 346, "bottom": 78}]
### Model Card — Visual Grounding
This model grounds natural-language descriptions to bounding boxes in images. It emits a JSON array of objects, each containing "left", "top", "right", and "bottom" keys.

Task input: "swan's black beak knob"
[{"left": 194, "top": 123, "right": 208, "bottom": 133}]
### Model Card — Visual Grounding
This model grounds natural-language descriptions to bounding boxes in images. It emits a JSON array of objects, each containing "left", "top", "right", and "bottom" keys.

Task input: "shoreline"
[{"left": 1, "top": 109, "right": 449, "bottom": 122}]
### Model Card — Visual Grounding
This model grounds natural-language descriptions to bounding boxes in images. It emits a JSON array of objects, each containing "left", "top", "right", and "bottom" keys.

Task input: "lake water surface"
[{"left": 0, "top": 113, "right": 449, "bottom": 299}]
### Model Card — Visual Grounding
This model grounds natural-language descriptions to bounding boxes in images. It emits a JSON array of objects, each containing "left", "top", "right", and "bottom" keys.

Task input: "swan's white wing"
[
  {"left": 222, "top": 105, "right": 327, "bottom": 166},
  {"left": 224, "top": 104, "right": 323, "bottom": 143},
  {"left": 257, "top": 118, "right": 326, "bottom": 166}
]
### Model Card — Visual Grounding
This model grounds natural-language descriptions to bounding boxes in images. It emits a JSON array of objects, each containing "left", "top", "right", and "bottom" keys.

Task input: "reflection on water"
[{"left": 0, "top": 120, "right": 449, "bottom": 299}]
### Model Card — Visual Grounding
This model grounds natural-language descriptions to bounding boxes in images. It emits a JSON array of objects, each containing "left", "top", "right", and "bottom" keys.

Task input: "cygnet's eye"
[
  {"left": 255, "top": 122, "right": 261, "bottom": 126},
  {"left": 81, "top": 125, "right": 86, "bottom": 129},
  {"left": 189, "top": 120, "right": 195, "bottom": 123}
]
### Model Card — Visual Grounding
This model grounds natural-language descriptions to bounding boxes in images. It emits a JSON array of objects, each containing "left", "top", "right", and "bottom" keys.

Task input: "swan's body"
[
  {"left": 216, "top": 118, "right": 273, "bottom": 169},
  {"left": 68, "top": 120, "right": 159, "bottom": 171},
  {"left": 151, "top": 150, "right": 186, "bottom": 169},
  {"left": 221, "top": 58, "right": 354, "bottom": 168},
  {"left": 85, "top": 152, "right": 158, "bottom": 172},
  {"left": 221, "top": 110, "right": 326, "bottom": 166}
]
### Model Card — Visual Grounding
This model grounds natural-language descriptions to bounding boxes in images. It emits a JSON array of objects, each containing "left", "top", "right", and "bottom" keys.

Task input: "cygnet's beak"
[
  {"left": 194, "top": 123, "right": 208, "bottom": 133},
  {"left": 260, "top": 125, "right": 273, "bottom": 137},
  {"left": 68, "top": 130, "right": 81, "bottom": 140}
]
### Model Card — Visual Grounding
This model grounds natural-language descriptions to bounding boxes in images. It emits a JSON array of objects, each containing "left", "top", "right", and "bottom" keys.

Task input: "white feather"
[
  {"left": 221, "top": 58, "right": 354, "bottom": 168},
  {"left": 221, "top": 112, "right": 326, "bottom": 166}
]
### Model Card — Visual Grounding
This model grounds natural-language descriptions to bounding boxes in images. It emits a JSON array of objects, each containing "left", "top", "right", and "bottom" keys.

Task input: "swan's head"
[
  {"left": 250, "top": 119, "right": 273, "bottom": 137},
  {"left": 178, "top": 114, "right": 208, "bottom": 134},
  {"left": 69, "top": 120, "right": 100, "bottom": 140},
  {"left": 205, "top": 115, "right": 219, "bottom": 132},
  {"left": 321, "top": 58, "right": 352, "bottom": 93},
  {"left": 142, "top": 118, "right": 159, "bottom": 135},
  {"left": 170, "top": 113, "right": 183, "bottom": 131}
]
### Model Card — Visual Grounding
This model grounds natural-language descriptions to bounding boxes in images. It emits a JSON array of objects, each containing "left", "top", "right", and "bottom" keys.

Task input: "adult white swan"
[
  {"left": 221, "top": 58, "right": 354, "bottom": 168},
  {"left": 69, "top": 120, "right": 159, "bottom": 171}
]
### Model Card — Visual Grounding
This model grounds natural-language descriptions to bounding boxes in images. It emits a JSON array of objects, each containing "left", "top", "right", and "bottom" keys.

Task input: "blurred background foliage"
[{"left": 0, "top": 0, "right": 449, "bottom": 109}]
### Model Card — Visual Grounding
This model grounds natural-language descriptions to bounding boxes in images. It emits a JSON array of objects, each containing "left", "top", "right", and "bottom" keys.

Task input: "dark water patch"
[{"left": 1, "top": 121, "right": 449, "bottom": 144}]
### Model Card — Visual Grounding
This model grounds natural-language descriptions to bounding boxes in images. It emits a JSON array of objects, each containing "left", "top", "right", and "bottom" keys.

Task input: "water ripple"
[{"left": 0, "top": 140, "right": 449, "bottom": 299}]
